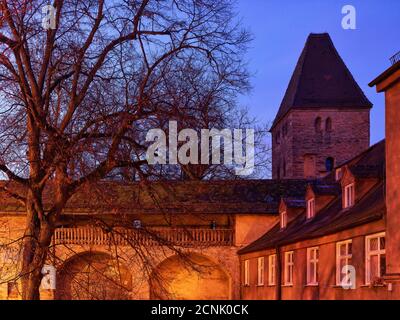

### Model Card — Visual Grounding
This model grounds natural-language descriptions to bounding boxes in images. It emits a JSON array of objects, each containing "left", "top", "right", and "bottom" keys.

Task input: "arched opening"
[
  {"left": 56, "top": 252, "right": 132, "bottom": 300},
  {"left": 150, "top": 254, "right": 230, "bottom": 300},
  {"left": 325, "top": 157, "right": 335, "bottom": 172},
  {"left": 326, "top": 117, "right": 332, "bottom": 132},
  {"left": 315, "top": 117, "right": 322, "bottom": 133}
]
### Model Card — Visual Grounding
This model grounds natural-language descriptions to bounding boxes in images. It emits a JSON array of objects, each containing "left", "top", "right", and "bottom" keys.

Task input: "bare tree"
[{"left": 0, "top": 0, "right": 251, "bottom": 299}]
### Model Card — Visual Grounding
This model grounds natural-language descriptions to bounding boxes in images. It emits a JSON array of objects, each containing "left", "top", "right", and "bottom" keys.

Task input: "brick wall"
[{"left": 272, "top": 109, "right": 370, "bottom": 179}]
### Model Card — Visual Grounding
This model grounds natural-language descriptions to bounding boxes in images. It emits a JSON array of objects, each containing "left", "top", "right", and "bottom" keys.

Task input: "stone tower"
[{"left": 271, "top": 33, "right": 372, "bottom": 180}]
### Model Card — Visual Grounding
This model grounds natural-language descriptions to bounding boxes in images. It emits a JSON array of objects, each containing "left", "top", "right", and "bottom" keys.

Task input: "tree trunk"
[{"left": 21, "top": 194, "right": 54, "bottom": 300}]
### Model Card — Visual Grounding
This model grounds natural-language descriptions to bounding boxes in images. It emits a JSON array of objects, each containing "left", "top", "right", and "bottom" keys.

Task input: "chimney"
[{"left": 369, "top": 54, "right": 400, "bottom": 277}]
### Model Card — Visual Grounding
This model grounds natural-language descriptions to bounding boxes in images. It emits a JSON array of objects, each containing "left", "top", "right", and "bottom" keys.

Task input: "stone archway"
[
  {"left": 150, "top": 253, "right": 230, "bottom": 300},
  {"left": 56, "top": 251, "right": 132, "bottom": 300}
]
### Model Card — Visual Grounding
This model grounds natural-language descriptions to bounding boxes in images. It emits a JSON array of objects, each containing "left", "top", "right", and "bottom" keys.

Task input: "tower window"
[
  {"left": 315, "top": 117, "right": 322, "bottom": 133},
  {"left": 326, "top": 117, "right": 332, "bottom": 132},
  {"left": 325, "top": 157, "right": 335, "bottom": 172}
]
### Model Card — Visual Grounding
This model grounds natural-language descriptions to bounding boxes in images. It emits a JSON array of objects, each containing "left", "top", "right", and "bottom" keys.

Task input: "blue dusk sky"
[{"left": 236, "top": 0, "right": 400, "bottom": 144}]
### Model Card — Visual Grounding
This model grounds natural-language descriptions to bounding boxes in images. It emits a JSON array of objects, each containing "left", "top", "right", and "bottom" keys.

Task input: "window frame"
[
  {"left": 344, "top": 183, "right": 355, "bottom": 208},
  {"left": 307, "top": 198, "right": 316, "bottom": 219},
  {"left": 306, "top": 247, "right": 319, "bottom": 286},
  {"left": 257, "top": 257, "right": 265, "bottom": 286},
  {"left": 284, "top": 251, "right": 294, "bottom": 286},
  {"left": 244, "top": 259, "right": 250, "bottom": 286},
  {"left": 281, "top": 211, "right": 287, "bottom": 229},
  {"left": 268, "top": 254, "right": 276, "bottom": 286},
  {"left": 336, "top": 240, "right": 353, "bottom": 286},
  {"left": 365, "top": 232, "right": 386, "bottom": 285}
]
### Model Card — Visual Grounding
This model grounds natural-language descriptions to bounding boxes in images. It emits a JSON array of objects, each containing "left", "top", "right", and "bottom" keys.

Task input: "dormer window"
[
  {"left": 281, "top": 211, "right": 287, "bottom": 229},
  {"left": 344, "top": 183, "right": 355, "bottom": 208},
  {"left": 307, "top": 198, "right": 315, "bottom": 219}
]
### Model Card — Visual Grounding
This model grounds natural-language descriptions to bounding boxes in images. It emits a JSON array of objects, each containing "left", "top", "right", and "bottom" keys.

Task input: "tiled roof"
[
  {"left": 272, "top": 33, "right": 372, "bottom": 129},
  {"left": 0, "top": 179, "right": 309, "bottom": 215},
  {"left": 310, "top": 183, "right": 341, "bottom": 196},
  {"left": 238, "top": 182, "right": 385, "bottom": 255},
  {"left": 283, "top": 198, "right": 306, "bottom": 209},
  {"left": 238, "top": 140, "right": 386, "bottom": 255},
  {"left": 323, "top": 140, "right": 385, "bottom": 182}
]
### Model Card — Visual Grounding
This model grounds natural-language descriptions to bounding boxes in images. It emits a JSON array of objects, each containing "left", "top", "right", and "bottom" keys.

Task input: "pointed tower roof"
[{"left": 271, "top": 33, "right": 372, "bottom": 129}]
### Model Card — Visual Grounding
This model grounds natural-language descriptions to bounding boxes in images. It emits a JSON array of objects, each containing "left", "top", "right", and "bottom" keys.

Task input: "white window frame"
[
  {"left": 268, "top": 254, "right": 276, "bottom": 286},
  {"left": 307, "top": 198, "right": 315, "bottom": 219},
  {"left": 365, "top": 232, "right": 386, "bottom": 285},
  {"left": 336, "top": 240, "right": 353, "bottom": 286},
  {"left": 344, "top": 183, "right": 355, "bottom": 208},
  {"left": 307, "top": 247, "right": 319, "bottom": 285},
  {"left": 244, "top": 260, "right": 250, "bottom": 286},
  {"left": 281, "top": 211, "right": 287, "bottom": 229},
  {"left": 284, "top": 251, "right": 294, "bottom": 286},
  {"left": 257, "top": 257, "right": 265, "bottom": 286}
]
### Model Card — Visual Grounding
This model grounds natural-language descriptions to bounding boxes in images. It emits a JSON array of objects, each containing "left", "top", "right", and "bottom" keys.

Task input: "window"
[
  {"left": 336, "top": 240, "right": 353, "bottom": 286},
  {"left": 365, "top": 233, "right": 386, "bottom": 285},
  {"left": 257, "top": 257, "right": 265, "bottom": 286},
  {"left": 281, "top": 211, "right": 287, "bottom": 229},
  {"left": 284, "top": 251, "right": 294, "bottom": 286},
  {"left": 315, "top": 117, "right": 322, "bottom": 132},
  {"left": 325, "top": 157, "right": 334, "bottom": 172},
  {"left": 244, "top": 260, "right": 250, "bottom": 286},
  {"left": 326, "top": 117, "right": 332, "bottom": 132},
  {"left": 268, "top": 255, "right": 276, "bottom": 285},
  {"left": 344, "top": 183, "right": 355, "bottom": 208},
  {"left": 307, "top": 247, "right": 319, "bottom": 285},
  {"left": 307, "top": 198, "right": 315, "bottom": 219}
]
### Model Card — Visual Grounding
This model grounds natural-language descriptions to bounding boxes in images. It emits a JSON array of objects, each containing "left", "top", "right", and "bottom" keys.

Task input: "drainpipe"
[{"left": 275, "top": 245, "right": 282, "bottom": 300}]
